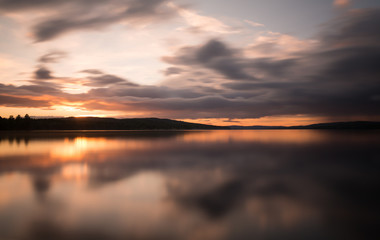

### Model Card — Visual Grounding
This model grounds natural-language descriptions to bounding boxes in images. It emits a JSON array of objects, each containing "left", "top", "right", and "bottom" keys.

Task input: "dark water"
[{"left": 0, "top": 130, "right": 379, "bottom": 240}]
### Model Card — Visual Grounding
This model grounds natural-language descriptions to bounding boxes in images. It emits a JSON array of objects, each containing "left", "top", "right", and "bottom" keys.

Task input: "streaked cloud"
[
  {"left": 244, "top": 20, "right": 264, "bottom": 28},
  {"left": 168, "top": 2, "right": 237, "bottom": 34},
  {"left": 85, "top": 74, "right": 138, "bottom": 87},
  {"left": 0, "top": 94, "right": 52, "bottom": 108},
  {"left": 244, "top": 31, "right": 316, "bottom": 59},
  {"left": 38, "top": 50, "right": 67, "bottom": 63},
  {"left": 79, "top": 69, "right": 104, "bottom": 75},
  {"left": 162, "top": 39, "right": 254, "bottom": 80},
  {"left": 1, "top": 0, "right": 179, "bottom": 42}
]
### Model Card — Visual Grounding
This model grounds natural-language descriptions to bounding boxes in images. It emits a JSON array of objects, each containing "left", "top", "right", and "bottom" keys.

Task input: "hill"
[
  {"left": 0, "top": 117, "right": 228, "bottom": 130},
  {"left": 230, "top": 121, "right": 380, "bottom": 130},
  {"left": 290, "top": 121, "right": 380, "bottom": 129}
]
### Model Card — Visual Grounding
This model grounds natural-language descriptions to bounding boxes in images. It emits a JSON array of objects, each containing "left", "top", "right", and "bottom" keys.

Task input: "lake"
[{"left": 0, "top": 130, "right": 379, "bottom": 240}]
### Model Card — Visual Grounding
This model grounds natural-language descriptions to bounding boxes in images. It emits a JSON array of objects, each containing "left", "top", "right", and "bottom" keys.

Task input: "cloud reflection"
[{"left": 0, "top": 130, "right": 379, "bottom": 239}]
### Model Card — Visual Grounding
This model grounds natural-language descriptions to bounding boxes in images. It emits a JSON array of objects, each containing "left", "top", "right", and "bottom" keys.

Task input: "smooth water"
[{"left": 0, "top": 130, "right": 379, "bottom": 240}]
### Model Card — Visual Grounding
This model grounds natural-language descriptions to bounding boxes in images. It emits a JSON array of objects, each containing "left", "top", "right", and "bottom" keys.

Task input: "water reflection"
[{"left": 0, "top": 130, "right": 379, "bottom": 240}]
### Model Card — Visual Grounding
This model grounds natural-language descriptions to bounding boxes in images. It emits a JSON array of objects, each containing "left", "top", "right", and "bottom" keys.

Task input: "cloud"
[
  {"left": 0, "top": 83, "right": 60, "bottom": 96},
  {"left": 244, "top": 31, "right": 316, "bottom": 59},
  {"left": 80, "top": 69, "right": 104, "bottom": 75},
  {"left": 1, "top": 0, "right": 178, "bottom": 42},
  {"left": 0, "top": 94, "right": 51, "bottom": 108},
  {"left": 244, "top": 20, "right": 264, "bottom": 27},
  {"left": 32, "top": 16, "right": 118, "bottom": 42},
  {"left": 1, "top": 8, "right": 379, "bottom": 120},
  {"left": 85, "top": 74, "right": 137, "bottom": 87},
  {"left": 88, "top": 85, "right": 204, "bottom": 99},
  {"left": 160, "top": 9, "right": 380, "bottom": 119},
  {"left": 38, "top": 50, "right": 67, "bottom": 63},
  {"left": 163, "top": 39, "right": 254, "bottom": 80},
  {"left": 168, "top": 2, "right": 236, "bottom": 34},
  {"left": 34, "top": 66, "right": 54, "bottom": 79},
  {"left": 320, "top": 8, "right": 380, "bottom": 47},
  {"left": 163, "top": 67, "right": 183, "bottom": 76}
]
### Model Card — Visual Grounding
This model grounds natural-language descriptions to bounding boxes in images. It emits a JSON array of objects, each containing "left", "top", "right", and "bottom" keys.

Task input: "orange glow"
[
  {"left": 0, "top": 136, "right": 153, "bottom": 168},
  {"left": 0, "top": 93, "right": 53, "bottom": 102},
  {"left": 50, "top": 137, "right": 90, "bottom": 160},
  {"left": 179, "top": 115, "right": 327, "bottom": 127},
  {"left": 334, "top": 0, "right": 350, "bottom": 7},
  {"left": 61, "top": 164, "right": 89, "bottom": 181},
  {"left": 180, "top": 130, "right": 330, "bottom": 144},
  {"left": 179, "top": 115, "right": 380, "bottom": 127}
]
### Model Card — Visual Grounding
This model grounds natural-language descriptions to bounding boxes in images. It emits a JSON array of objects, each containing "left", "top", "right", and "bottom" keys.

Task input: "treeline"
[
  {"left": 0, "top": 116, "right": 227, "bottom": 130},
  {"left": 0, "top": 114, "right": 33, "bottom": 130}
]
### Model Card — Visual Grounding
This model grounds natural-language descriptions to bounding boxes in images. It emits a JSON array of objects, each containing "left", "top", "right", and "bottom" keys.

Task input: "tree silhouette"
[{"left": 0, "top": 116, "right": 226, "bottom": 130}]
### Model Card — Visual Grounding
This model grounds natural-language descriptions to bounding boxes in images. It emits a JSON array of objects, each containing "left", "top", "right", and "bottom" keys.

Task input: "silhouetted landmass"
[
  {"left": 230, "top": 125, "right": 288, "bottom": 129},
  {"left": 0, "top": 116, "right": 227, "bottom": 130},
  {"left": 291, "top": 121, "right": 380, "bottom": 129},
  {"left": 1, "top": 116, "right": 379, "bottom": 130},
  {"left": 230, "top": 121, "right": 380, "bottom": 130}
]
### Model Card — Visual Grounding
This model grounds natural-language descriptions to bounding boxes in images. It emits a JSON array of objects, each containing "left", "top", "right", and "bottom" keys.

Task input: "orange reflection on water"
[
  {"left": 0, "top": 130, "right": 378, "bottom": 240},
  {"left": 50, "top": 137, "right": 95, "bottom": 160},
  {"left": 0, "top": 136, "right": 151, "bottom": 172},
  {"left": 61, "top": 164, "right": 89, "bottom": 181},
  {"left": 1, "top": 136, "right": 151, "bottom": 162},
  {"left": 0, "top": 173, "right": 32, "bottom": 208},
  {"left": 48, "top": 137, "right": 152, "bottom": 162},
  {"left": 181, "top": 130, "right": 329, "bottom": 144}
]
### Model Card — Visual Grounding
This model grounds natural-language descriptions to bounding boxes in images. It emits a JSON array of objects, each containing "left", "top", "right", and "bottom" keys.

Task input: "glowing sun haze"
[{"left": 0, "top": 0, "right": 379, "bottom": 126}]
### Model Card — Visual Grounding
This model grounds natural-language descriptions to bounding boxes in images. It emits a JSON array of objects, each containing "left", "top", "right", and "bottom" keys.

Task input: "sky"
[{"left": 0, "top": 0, "right": 379, "bottom": 126}]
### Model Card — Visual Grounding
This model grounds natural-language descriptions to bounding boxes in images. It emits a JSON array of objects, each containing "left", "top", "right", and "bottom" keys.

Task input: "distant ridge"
[
  {"left": 1, "top": 117, "right": 379, "bottom": 130},
  {"left": 0, "top": 117, "right": 228, "bottom": 130},
  {"left": 229, "top": 121, "right": 380, "bottom": 130}
]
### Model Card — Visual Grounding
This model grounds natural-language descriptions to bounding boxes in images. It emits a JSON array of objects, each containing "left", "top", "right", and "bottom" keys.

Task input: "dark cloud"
[
  {"left": 0, "top": 94, "right": 51, "bottom": 108},
  {"left": 80, "top": 69, "right": 104, "bottom": 75},
  {"left": 0, "top": 0, "right": 59, "bottom": 11},
  {"left": 321, "top": 8, "right": 380, "bottom": 47},
  {"left": 32, "top": 16, "right": 118, "bottom": 42},
  {"left": 163, "top": 67, "right": 183, "bottom": 76},
  {"left": 0, "top": 83, "right": 60, "bottom": 96},
  {"left": 88, "top": 85, "right": 204, "bottom": 99},
  {"left": 0, "top": 0, "right": 177, "bottom": 41},
  {"left": 196, "top": 39, "right": 233, "bottom": 63},
  {"left": 106, "top": 96, "right": 266, "bottom": 119},
  {"left": 18, "top": 85, "right": 61, "bottom": 95},
  {"left": 38, "top": 50, "right": 67, "bottom": 63},
  {"left": 0, "top": 0, "right": 66, "bottom": 11},
  {"left": 159, "top": 8, "right": 380, "bottom": 119},
  {"left": 85, "top": 74, "right": 137, "bottom": 87},
  {"left": 249, "top": 58, "right": 297, "bottom": 77},
  {"left": 317, "top": 46, "right": 380, "bottom": 81},
  {"left": 163, "top": 39, "right": 255, "bottom": 80},
  {"left": 34, "top": 66, "right": 54, "bottom": 79}
]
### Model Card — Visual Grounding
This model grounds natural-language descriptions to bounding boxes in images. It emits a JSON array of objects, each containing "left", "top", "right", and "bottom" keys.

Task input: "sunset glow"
[
  {"left": 1, "top": 2, "right": 379, "bottom": 239},
  {"left": 0, "top": 0, "right": 379, "bottom": 125}
]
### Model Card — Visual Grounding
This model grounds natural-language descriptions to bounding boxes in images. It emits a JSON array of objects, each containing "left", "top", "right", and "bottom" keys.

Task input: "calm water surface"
[{"left": 0, "top": 130, "right": 379, "bottom": 240}]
